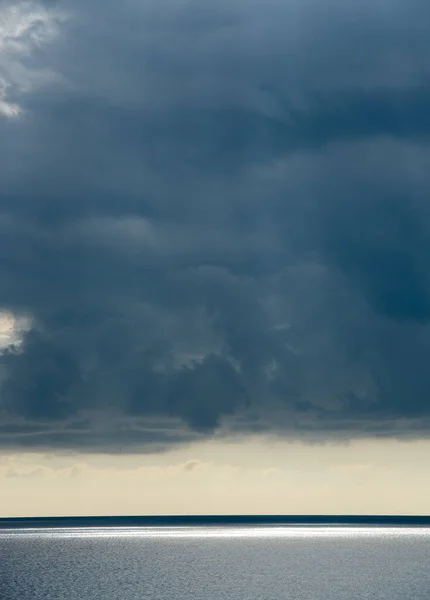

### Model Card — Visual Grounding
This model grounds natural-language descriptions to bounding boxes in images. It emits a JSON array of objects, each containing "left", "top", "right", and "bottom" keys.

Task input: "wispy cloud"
[{"left": 0, "top": 0, "right": 65, "bottom": 116}]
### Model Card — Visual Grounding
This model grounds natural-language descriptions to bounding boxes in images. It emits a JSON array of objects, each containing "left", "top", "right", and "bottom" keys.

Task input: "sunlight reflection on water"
[{"left": 3, "top": 526, "right": 430, "bottom": 539}]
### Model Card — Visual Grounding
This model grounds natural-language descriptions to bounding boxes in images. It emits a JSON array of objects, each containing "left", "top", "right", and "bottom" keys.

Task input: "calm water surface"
[{"left": 1, "top": 526, "right": 429, "bottom": 599}]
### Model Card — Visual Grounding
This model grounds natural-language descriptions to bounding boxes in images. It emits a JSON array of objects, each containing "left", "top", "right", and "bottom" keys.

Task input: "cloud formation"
[
  {"left": 1, "top": 0, "right": 430, "bottom": 450},
  {"left": 0, "top": 0, "right": 64, "bottom": 116}
]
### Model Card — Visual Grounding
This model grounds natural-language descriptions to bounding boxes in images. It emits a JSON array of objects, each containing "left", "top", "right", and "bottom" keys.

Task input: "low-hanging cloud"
[{"left": 1, "top": 0, "right": 430, "bottom": 451}]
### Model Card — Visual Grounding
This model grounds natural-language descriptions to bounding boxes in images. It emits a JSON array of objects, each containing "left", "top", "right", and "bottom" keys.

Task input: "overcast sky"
[{"left": 1, "top": 0, "right": 430, "bottom": 515}]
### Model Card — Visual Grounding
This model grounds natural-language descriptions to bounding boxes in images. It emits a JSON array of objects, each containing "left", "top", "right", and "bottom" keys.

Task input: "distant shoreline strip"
[{"left": 1, "top": 515, "right": 430, "bottom": 529}]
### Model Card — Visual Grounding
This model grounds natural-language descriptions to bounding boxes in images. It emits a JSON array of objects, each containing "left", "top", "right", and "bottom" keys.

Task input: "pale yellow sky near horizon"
[{"left": 1, "top": 437, "right": 430, "bottom": 517}]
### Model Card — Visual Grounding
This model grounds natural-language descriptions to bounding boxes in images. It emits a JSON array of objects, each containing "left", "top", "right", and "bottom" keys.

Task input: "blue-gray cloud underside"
[{"left": 1, "top": 0, "right": 430, "bottom": 450}]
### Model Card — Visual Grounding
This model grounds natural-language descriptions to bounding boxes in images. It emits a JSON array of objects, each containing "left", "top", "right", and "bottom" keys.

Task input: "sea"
[{"left": 1, "top": 517, "right": 430, "bottom": 599}]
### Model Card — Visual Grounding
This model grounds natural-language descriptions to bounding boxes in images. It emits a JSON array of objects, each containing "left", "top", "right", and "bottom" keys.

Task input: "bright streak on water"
[{"left": 3, "top": 526, "right": 430, "bottom": 539}]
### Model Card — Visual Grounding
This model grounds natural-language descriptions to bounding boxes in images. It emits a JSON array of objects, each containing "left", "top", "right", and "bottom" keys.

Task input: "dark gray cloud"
[{"left": 1, "top": 0, "right": 430, "bottom": 450}]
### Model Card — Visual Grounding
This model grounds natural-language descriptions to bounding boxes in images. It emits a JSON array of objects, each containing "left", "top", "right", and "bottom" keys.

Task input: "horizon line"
[{"left": 2, "top": 514, "right": 430, "bottom": 529}]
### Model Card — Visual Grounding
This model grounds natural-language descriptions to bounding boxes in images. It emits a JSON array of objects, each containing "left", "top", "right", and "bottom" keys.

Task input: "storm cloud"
[{"left": 1, "top": 0, "right": 430, "bottom": 451}]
